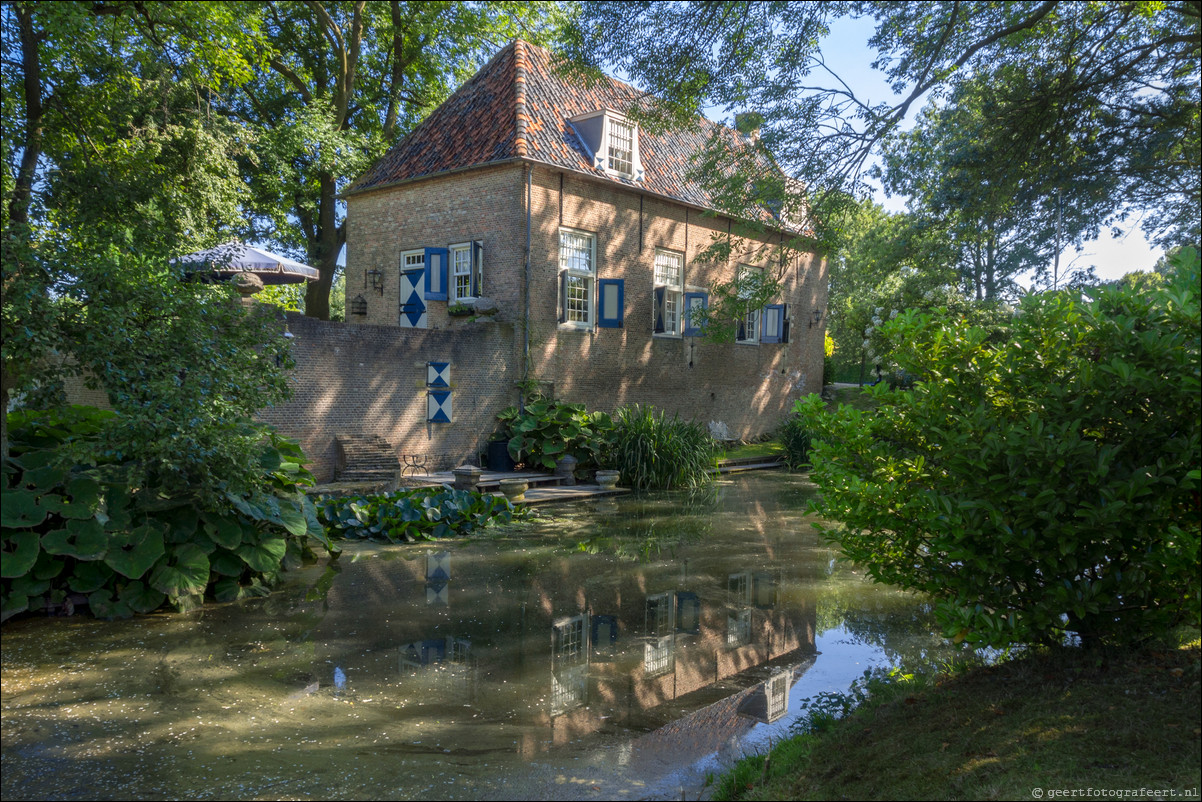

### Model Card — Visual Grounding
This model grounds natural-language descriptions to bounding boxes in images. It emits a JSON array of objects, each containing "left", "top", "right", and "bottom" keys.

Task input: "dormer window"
[{"left": 567, "top": 110, "right": 643, "bottom": 182}]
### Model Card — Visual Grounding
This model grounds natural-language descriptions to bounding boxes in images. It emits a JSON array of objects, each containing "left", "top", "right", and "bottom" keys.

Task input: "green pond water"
[{"left": 1, "top": 471, "right": 953, "bottom": 800}]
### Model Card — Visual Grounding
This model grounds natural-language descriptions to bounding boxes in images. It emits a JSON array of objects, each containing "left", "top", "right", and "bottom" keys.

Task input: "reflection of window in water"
[
  {"left": 551, "top": 664, "right": 588, "bottom": 714},
  {"left": 753, "top": 572, "right": 777, "bottom": 609},
  {"left": 553, "top": 615, "right": 587, "bottom": 666},
  {"left": 398, "top": 637, "right": 476, "bottom": 701},
  {"left": 728, "top": 572, "right": 751, "bottom": 603},
  {"left": 765, "top": 670, "right": 791, "bottom": 722},
  {"left": 592, "top": 614, "right": 618, "bottom": 656},
  {"left": 676, "top": 591, "right": 701, "bottom": 634},
  {"left": 726, "top": 609, "right": 752, "bottom": 647},
  {"left": 644, "top": 634, "right": 675, "bottom": 676},
  {"left": 551, "top": 614, "right": 589, "bottom": 715},
  {"left": 646, "top": 592, "right": 674, "bottom": 635}
]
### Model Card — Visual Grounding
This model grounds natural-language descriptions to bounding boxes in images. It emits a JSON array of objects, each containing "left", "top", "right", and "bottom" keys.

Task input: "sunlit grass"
[{"left": 712, "top": 639, "right": 1202, "bottom": 800}]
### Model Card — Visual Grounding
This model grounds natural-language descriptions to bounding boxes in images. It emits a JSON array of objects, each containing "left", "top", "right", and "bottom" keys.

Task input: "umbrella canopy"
[{"left": 174, "top": 242, "right": 320, "bottom": 285}]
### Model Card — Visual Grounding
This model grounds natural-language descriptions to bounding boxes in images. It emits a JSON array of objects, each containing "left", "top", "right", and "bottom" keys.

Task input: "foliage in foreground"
[
  {"left": 1, "top": 406, "right": 335, "bottom": 621},
  {"left": 776, "top": 412, "right": 813, "bottom": 470},
  {"left": 317, "top": 487, "right": 525, "bottom": 543},
  {"left": 800, "top": 249, "right": 1201, "bottom": 648},
  {"left": 606, "top": 405, "right": 717, "bottom": 491},
  {"left": 497, "top": 397, "right": 612, "bottom": 472}
]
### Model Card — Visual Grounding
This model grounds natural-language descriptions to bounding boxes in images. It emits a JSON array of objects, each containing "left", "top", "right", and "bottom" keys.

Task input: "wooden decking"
[{"left": 307, "top": 456, "right": 786, "bottom": 505}]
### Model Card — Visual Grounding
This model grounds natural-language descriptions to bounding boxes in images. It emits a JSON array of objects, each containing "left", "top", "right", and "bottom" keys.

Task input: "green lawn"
[{"left": 712, "top": 639, "right": 1202, "bottom": 801}]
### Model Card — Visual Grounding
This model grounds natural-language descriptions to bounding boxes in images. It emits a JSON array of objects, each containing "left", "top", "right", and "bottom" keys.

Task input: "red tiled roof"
[{"left": 346, "top": 40, "right": 780, "bottom": 220}]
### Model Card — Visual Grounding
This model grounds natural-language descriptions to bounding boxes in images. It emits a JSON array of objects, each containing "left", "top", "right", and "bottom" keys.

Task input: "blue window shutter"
[
  {"left": 424, "top": 247, "right": 448, "bottom": 300},
  {"left": 683, "top": 292, "right": 708, "bottom": 336},
  {"left": 653, "top": 286, "right": 666, "bottom": 333},
  {"left": 780, "top": 303, "right": 790, "bottom": 343},
  {"left": 598, "top": 278, "right": 624, "bottom": 328},
  {"left": 762, "top": 304, "right": 785, "bottom": 343},
  {"left": 471, "top": 240, "right": 483, "bottom": 297}
]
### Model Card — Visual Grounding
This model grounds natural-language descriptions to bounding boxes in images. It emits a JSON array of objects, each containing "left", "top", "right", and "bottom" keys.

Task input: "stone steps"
[{"left": 334, "top": 433, "right": 399, "bottom": 483}]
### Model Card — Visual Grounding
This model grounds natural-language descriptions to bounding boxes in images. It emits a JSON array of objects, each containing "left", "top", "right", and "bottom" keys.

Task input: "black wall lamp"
[
  {"left": 366, "top": 269, "right": 384, "bottom": 295},
  {"left": 809, "top": 307, "right": 824, "bottom": 328}
]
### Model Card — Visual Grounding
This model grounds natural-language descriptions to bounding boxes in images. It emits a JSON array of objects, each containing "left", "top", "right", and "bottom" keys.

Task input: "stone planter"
[
  {"left": 497, "top": 478, "right": 528, "bottom": 503},
  {"left": 594, "top": 470, "right": 620, "bottom": 490},
  {"left": 554, "top": 455, "right": 578, "bottom": 486},
  {"left": 451, "top": 464, "right": 482, "bottom": 491}
]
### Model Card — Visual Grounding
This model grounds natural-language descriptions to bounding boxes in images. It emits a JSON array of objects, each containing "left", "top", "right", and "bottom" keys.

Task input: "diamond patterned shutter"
[
  {"left": 427, "top": 361, "right": 450, "bottom": 388},
  {"left": 399, "top": 269, "right": 427, "bottom": 328},
  {"left": 597, "top": 278, "right": 624, "bottom": 328},
  {"left": 682, "top": 292, "right": 708, "bottom": 336},
  {"left": 424, "top": 246, "right": 448, "bottom": 300},
  {"left": 653, "top": 286, "right": 666, "bottom": 333},
  {"left": 761, "top": 304, "right": 785, "bottom": 343},
  {"left": 428, "top": 389, "right": 452, "bottom": 423}
]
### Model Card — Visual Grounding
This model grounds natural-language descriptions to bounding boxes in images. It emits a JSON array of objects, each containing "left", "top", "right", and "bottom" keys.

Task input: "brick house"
[{"left": 259, "top": 40, "right": 827, "bottom": 481}]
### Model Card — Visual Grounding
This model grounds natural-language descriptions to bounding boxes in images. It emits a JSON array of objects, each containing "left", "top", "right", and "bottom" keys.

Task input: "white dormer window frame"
[{"left": 567, "top": 109, "right": 644, "bottom": 182}]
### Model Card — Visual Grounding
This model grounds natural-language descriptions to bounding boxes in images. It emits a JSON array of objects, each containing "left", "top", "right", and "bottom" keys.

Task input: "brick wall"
[
  {"left": 257, "top": 313, "right": 519, "bottom": 483},
  {"left": 525, "top": 166, "right": 828, "bottom": 439}
]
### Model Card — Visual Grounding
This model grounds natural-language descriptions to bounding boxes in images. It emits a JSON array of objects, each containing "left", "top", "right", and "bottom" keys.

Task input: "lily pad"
[
  {"left": 148, "top": 543, "right": 210, "bottom": 598},
  {"left": 1, "top": 531, "right": 41, "bottom": 578},
  {"left": 88, "top": 588, "right": 133, "bottom": 619},
  {"left": 236, "top": 537, "right": 287, "bottom": 573},
  {"left": 1, "top": 490, "right": 46, "bottom": 528},
  {"left": 68, "top": 561, "right": 116, "bottom": 593},
  {"left": 120, "top": 580, "right": 166, "bottom": 614},
  {"left": 105, "top": 521, "right": 167, "bottom": 579},
  {"left": 202, "top": 514, "right": 244, "bottom": 550},
  {"left": 42, "top": 518, "right": 108, "bottom": 561}
]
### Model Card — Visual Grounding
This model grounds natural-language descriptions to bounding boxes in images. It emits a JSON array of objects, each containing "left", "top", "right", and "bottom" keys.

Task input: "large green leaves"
[
  {"left": 104, "top": 521, "right": 167, "bottom": 579},
  {"left": 149, "top": 544, "right": 210, "bottom": 598}
]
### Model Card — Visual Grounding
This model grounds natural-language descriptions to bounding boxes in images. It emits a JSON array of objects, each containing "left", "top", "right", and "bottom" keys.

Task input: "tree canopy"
[{"left": 566, "top": 1, "right": 1200, "bottom": 251}]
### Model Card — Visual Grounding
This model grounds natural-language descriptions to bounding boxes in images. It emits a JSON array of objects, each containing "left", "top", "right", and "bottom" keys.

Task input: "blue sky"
[{"left": 815, "top": 16, "right": 1162, "bottom": 283}]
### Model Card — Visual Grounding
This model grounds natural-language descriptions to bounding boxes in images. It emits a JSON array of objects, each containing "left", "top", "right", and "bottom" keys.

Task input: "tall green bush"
[
  {"left": 777, "top": 409, "right": 813, "bottom": 469},
  {"left": 1, "top": 406, "right": 336, "bottom": 621},
  {"left": 496, "top": 397, "right": 612, "bottom": 471},
  {"left": 799, "top": 249, "right": 1201, "bottom": 648},
  {"left": 607, "top": 405, "right": 716, "bottom": 491}
]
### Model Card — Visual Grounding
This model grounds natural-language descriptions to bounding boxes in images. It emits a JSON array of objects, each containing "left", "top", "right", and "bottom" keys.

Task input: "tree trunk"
[{"left": 303, "top": 172, "right": 340, "bottom": 320}]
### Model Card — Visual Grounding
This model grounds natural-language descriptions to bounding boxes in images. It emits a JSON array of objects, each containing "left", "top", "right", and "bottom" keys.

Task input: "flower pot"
[
  {"left": 555, "top": 455, "right": 578, "bottom": 486},
  {"left": 451, "top": 464, "right": 482, "bottom": 491},
  {"left": 594, "top": 470, "right": 620, "bottom": 490},
  {"left": 498, "top": 478, "right": 528, "bottom": 502}
]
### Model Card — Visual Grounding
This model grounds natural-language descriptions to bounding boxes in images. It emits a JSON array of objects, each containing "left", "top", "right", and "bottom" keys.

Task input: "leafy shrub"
[
  {"left": 799, "top": 249, "right": 1201, "bottom": 648},
  {"left": 1, "top": 406, "right": 335, "bottom": 621},
  {"left": 607, "top": 405, "right": 716, "bottom": 491},
  {"left": 317, "top": 486, "right": 525, "bottom": 542},
  {"left": 496, "top": 397, "right": 613, "bottom": 471},
  {"left": 777, "top": 408, "right": 814, "bottom": 469}
]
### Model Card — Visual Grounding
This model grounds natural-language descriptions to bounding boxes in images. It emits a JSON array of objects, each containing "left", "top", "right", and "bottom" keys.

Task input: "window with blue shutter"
[
  {"left": 471, "top": 240, "right": 483, "bottom": 298},
  {"left": 761, "top": 304, "right": 786, "bottom": 343},
  {"left": 653, "top": 286, "right": 666, "bottom": 333},
  {"left": 424, "top": 246, "right": 448, "bottom": 300},
  {"left": 682, "top": 292, "right": 708, "bottom": 336},
  {"left": 597, "top": 278, "right": 624, "bottom": 328}
]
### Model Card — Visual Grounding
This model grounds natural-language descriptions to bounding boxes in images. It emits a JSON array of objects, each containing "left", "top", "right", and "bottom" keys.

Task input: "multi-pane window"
[
  {"left": 554, "top": 615, "right": 587, "bottom": 666},
  {"left": 646, "top": 592, "right": 674, "bottom": 636},
  {"left": 451, "top": 244, "right": 473, "bottom": 301},
  {"left": 608, "top": 118, "right": 635, "bottom": 176},
  {"left": 736, "top": 265, "right": 763, "bottom": 343},
  {"left": 653, "top": 249, "right": 683, "bottom": 335},
  {"left": 402, "top": 250, "right": 424, "bottom": 272},
  {"left": 559, "top": 228, "right": 595, "bottom": 327}
]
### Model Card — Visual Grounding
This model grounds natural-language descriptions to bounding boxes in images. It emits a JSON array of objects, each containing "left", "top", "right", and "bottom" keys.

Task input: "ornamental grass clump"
[{"left": 607, "top": 405, "right": 716, "bottom": 491}]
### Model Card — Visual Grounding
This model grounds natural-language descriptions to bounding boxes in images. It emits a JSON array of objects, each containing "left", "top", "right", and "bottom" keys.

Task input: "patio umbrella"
[{"left": 174, "top": 242, "right": 320, "bottom": 285}]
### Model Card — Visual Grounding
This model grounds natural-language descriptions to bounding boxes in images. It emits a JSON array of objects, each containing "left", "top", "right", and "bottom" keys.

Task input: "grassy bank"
[{"left": 713, "top": 640, "right": 1201, "bottom": 800}]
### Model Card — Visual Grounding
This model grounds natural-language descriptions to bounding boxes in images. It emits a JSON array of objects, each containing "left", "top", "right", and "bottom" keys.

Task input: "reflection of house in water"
[{"left": 312, "top": 543, "right": 817, "bottom": 755}]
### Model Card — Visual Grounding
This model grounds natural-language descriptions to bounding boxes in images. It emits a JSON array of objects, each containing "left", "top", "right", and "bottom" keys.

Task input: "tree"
[
  {"left": 797, "top": 248, "right": 1201, "bottom": 648},
  {"left": 225, "top": 1, "right": 569, "bottom": 319},
  {"left": 878, "top": 68, "right": 1113, "bottom": 300},
  {"left": 565, "top": 1, "right": 1199, "bottom": 248}
]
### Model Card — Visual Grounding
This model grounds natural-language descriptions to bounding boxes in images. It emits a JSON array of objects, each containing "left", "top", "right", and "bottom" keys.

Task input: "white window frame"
[
  {"left": 653, "top": 248, "right": 684, "bottom": 337},
  {"left": 607, "top": 116, "right": 637, "bottom": 177},
  {"left": 559, "top": 227, "right": 596, "bottom": 330},
  {"left": 449, "top": 241, "right": 482, "bottom": 303},
  {"left": 736, "top": 264, "right": 763, "bottom": 344},
  {"left": 401, "top": 249, "right": 425, "bottom": 273}
]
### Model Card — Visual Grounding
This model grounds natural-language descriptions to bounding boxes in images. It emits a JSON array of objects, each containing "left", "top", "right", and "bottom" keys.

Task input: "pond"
[{"left": 1, "top": 471, "right": 953, "bottom": 801}]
